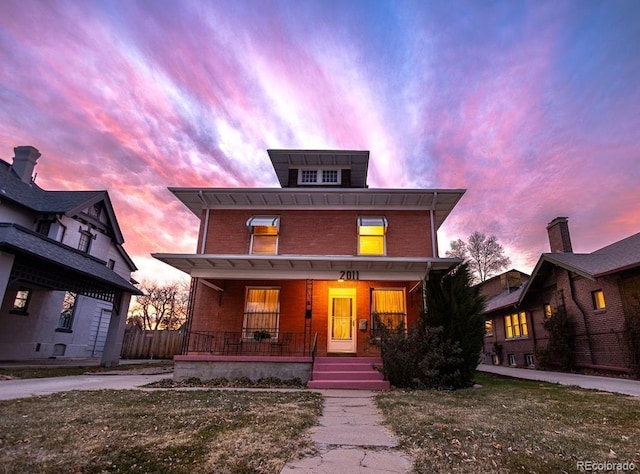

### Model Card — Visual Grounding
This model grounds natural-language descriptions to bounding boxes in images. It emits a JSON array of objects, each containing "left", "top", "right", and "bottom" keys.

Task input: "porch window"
[
  {"left": 57, "top": 291, "right": 77, "bottom": 332},
  {"left": 505, "top": 311, "right": 528, "bottom": 339},
  {"left": 358, "top": 216, "right": 387, "bottom": 255},
  {"left": 247, "top": 216, "right": 280, "bottom": 255},
  {"left": 371, "top": 288, "right": 406, "bottom": 334},
  {"left": 11, "top": 288, "right": 32, "bottom": 314},
  {"left": 243, "top": 287, "right": 280, "bottom": 338}
]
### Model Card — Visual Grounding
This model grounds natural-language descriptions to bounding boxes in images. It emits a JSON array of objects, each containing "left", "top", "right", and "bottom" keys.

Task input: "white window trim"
[
  {"left": 247, "top": 216, "right": 280, "bottom": 255},
  {"left": 297, "top": 167, "right": 342, "bottom": 185},
  {"left": 357, "top": 216, "right": 388, "bottom": 256}
]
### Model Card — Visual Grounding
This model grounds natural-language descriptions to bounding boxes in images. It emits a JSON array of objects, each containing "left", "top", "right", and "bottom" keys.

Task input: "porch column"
[
  {"left": 0, "top": 252, "right": 16, "bottom": 307},
  {"left": 100, "top": 292, "right": 133, "bottom": 367}
]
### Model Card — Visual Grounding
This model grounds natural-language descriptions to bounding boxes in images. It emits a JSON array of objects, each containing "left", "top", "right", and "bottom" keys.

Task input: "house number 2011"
[{"left": 339, "top": 270, "right": 360, "bottom": 280}]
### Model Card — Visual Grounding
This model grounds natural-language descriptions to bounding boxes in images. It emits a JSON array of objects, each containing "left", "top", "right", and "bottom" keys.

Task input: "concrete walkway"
[
  {"left": 282, "top": 390, "right": 411, "bottom": 473},
  {"left": 478, "top": 364, "right": 640, "bottom": 397}
]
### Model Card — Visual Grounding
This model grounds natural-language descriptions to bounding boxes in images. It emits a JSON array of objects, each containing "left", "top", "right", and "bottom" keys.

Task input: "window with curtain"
[
  {"left": 371, "top": 288, "right": 406, "bottom": 334},
  {"left": 243, "top": 288, "right": 280, "bottom": 338},
  {"left": 332, "top": 297, "right": 352, "bottom": 340}
]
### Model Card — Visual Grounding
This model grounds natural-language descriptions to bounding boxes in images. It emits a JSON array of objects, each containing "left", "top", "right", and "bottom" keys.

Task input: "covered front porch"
[{"left": 154, "top": 254, "right": 460, "bottom": 385}]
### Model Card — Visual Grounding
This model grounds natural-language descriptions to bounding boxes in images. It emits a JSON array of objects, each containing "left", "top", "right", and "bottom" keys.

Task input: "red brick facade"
[
  {"left": 197, "top": 209, "right": 434, "bottom": 257},
  {"left": 482, "top": 264, "right": 639, "bottom": 374},
  {"left": 191, "top": 277, "right": 422, "bottom": 357}
]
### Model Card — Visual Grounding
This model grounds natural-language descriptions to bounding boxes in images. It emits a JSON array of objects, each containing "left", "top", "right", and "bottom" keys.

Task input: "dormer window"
[
  {"left": 297, "top": 168, "right": 342, "bottom": 185},
  {"left": 247, "top": 216, "right": 280, "bottom": 255},
  {"left": 322, "top": 169, "right": 338, "bottom": 183}
]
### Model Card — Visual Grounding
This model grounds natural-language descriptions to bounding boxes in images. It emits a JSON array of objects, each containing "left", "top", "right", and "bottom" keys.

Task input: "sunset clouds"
[{"left": 1, "top": 0, "right": 638, "bottom": 282}]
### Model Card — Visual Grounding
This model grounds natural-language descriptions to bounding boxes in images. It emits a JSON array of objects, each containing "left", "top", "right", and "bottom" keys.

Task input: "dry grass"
[
  {"left": 0, "top": 389, "right": 322, "bottom": 473},
  {"left": 0, "top": 361, "right": 173, "bottom": 379},
  {"left": 376, "top": 373, "right": 640, "bottom": 473}
]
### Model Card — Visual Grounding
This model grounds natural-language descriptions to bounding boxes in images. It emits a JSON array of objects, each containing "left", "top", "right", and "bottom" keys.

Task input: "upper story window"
[
  {"left": 505, "top": 311, "right": 528, "bottom": 339},
  {"left": 297, "top": 168, "right": 342, "bottom": 185},
  {"left": 78, "top": 230, "right": 92, "bottom": 253},
  {"left": 107, "top": 259, "right": 116, "bottom": 270},
  {"left": 592, "top": 290, "right": 606, "bottom": 310},
  {"left": 88, "top": 203, "right": 103, "bottom": 219},
  {"left": 358, "top": 216, "right": 387, "bottom": 255},
  {"left": 247, "top": 216, "right": 280, "bottom": 255},
  {"left": 322, "top": 169, "right": 338, "bottom": 183},
  {"left": 36, "top": 220, "right": 53, "bottom": 237},
  {"left": 543, "top": 303, "right": 553, "bottom": 319}
]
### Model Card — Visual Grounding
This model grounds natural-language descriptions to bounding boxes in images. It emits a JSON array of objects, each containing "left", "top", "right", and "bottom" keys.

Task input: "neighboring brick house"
[
  {"left": 0, "top": 146, "right": 140, "bottom": 365},
  {"left": 481, "top": 217, "right": 640, "bottom": 375},
  {"left": 480, "top": 270, "right": 531, "bottom": 367},
  {"left": 154, "top": 149, "right": 465, "bottom": 387}
]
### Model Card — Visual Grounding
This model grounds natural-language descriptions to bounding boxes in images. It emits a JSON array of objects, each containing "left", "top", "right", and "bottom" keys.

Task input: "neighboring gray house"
[{"left": 0, "top": 146, "right": 140, "bottom": 365}]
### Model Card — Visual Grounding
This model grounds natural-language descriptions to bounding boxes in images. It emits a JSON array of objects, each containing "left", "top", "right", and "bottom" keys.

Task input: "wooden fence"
[{"left": 120, "top": 330, "right": 184, "bottom": 359}]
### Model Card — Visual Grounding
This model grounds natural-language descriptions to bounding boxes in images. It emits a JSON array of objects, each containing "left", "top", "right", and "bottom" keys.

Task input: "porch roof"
[{"left": 151, "top": 253, "right": 462, "bottom": 281}]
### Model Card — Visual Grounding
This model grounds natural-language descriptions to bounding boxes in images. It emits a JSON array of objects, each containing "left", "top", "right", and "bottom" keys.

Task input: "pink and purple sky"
[{"left": 1, "top": 0, "right": 639, "bottom": 283}]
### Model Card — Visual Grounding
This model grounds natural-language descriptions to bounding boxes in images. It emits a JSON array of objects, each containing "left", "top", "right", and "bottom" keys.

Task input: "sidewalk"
[
  {"left": 0, "top": 373, "right": 170, "bottom": 400},
  {"left": 282, "top": 390, "right": 411, "bottom": 473},
  {"left": 477, "top": 364, "right": 640, "bottom": 397}
]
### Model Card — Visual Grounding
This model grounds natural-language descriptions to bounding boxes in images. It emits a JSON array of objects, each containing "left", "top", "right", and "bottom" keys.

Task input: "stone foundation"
[{"left": 174, "top": 355, "right": 313, "bottom": 383}]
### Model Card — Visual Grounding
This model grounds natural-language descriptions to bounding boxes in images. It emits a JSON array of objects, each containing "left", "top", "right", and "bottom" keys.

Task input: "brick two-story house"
[
  {"left": 482, "top": 217, "right": 640, "bottom": 375},
  {"left": 154, "top": 149, "right": 465, "bottom": 387}
]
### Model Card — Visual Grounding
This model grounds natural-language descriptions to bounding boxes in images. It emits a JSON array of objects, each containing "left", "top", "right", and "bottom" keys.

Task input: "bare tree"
[
  {"left": 446, "top": 231, "right": 511, "bottom": 283},
  {"left": 127, "top": 279, "right": 190, "bottom": 330}
]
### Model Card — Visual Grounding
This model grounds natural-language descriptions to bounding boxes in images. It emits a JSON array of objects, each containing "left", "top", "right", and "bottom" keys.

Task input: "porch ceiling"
[{"left": 151, "top": 253, "right": 462, "bottom": 281}]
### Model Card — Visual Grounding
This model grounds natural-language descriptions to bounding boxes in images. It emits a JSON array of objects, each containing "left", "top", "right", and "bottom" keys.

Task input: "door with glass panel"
[{"left": 327, "top": 288, "right": 356, "bottom": 353}]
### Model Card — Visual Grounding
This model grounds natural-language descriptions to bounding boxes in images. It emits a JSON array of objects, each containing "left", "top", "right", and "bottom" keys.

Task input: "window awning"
[
  {"left": 246, "top": 216, "right": 280, "bottom": 229},
  {"left": 358, "top": 216, "right": 388, "bottom": 229}
]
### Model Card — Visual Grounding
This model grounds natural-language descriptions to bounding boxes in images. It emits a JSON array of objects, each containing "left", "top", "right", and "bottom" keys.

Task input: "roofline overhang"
[
  {"left": 170, "top": 187, "right": 465, "bottom": 207},
  {"left": 168, "top": 187, "right": 466, "bottom": 231},
  {"left": 152, "top": 253, "right": 462, "bottom": 281},
  {"left": 517, "top": 254, "right": 597, "bottom": 305}
]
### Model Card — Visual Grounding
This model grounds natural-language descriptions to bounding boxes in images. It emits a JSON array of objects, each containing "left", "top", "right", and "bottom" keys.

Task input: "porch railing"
[{"left": 185, "top": 330, "right": 312, "bottom": 356}]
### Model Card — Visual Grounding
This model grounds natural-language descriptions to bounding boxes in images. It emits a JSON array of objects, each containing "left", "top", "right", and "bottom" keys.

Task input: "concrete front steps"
[{"left": 307, "top": 356, "right": 390, "bottom": 390}]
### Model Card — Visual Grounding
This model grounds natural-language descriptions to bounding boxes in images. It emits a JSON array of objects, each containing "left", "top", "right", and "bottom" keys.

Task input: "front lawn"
[
  {"left": 0, "top": 361, "right": 173, "bottom": 379},
  {"left": 0, "top": 389, "right": 322, "bottom": 473},
  {"left": 376, "top": 373, "right": 640, "bottom": 473}
]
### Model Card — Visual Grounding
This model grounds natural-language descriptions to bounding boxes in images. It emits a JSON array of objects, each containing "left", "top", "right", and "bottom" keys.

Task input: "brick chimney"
[
  {"left": 12, "top": 146, "right": 41, "bottom": 183},
  {"left": 547, "top": 217, "right": 573, "bottom": 253}
]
